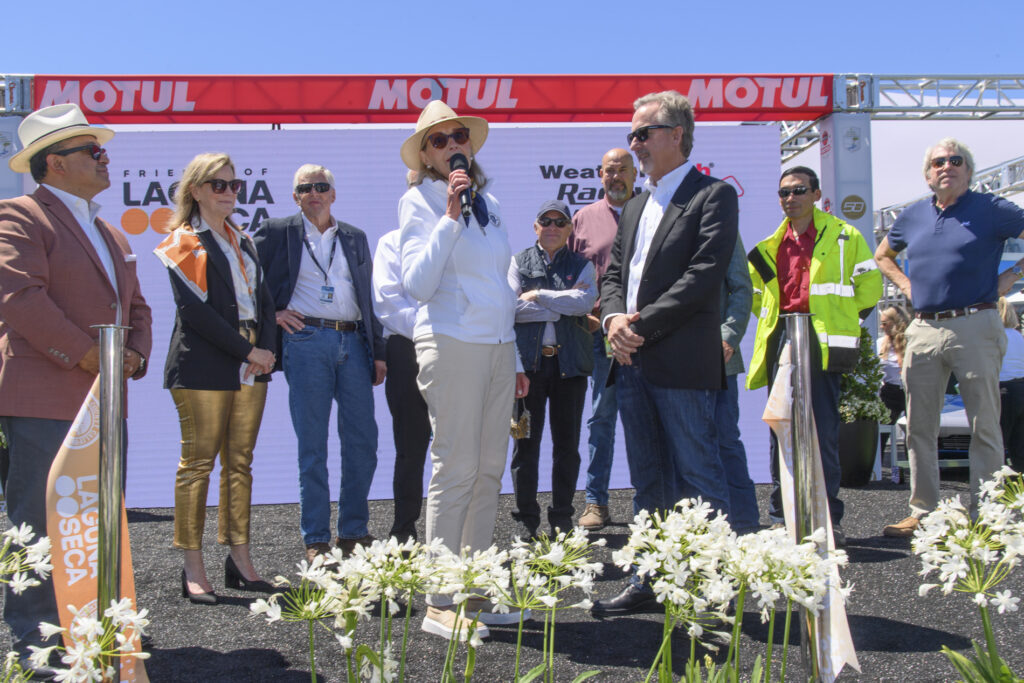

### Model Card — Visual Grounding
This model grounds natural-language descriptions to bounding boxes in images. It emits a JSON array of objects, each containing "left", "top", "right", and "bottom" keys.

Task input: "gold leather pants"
[{"left": 171, "top": 380, "right": 268, "bottom": 550}]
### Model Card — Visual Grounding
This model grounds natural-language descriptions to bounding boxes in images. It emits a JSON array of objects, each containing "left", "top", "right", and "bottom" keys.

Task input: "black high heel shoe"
[
  {"left": 181, "top": 570, "right": 218, "bottom": 605},
  {"left": 225, "top": 555, "right": 277, "bottom": 593}
]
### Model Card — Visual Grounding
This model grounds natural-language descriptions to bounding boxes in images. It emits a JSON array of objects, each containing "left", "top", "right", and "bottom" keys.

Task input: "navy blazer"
[
  {"left": 601, "top": 166, "right": 738, "bottom": 390},
  {"left": 163, "top": 226, "right": 276, "bottom": 390},
  {"left": 252, "top": 213, "right": 385, "bottom": 371}
]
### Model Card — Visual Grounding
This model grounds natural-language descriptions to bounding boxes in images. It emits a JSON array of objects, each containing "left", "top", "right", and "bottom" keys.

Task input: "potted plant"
[{"left": 838, "top": 326, "right": 891, "bottom": 486}]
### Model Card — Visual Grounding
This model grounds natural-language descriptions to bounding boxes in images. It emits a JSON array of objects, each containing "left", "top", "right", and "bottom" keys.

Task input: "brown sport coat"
[{"left": 0, "top": 185, "right": 152, "bottom": 420}]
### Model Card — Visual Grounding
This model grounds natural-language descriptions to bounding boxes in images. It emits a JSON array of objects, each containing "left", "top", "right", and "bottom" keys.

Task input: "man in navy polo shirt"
[{"left": 875, "top": 138, "right": 1024, "bottom": 537}]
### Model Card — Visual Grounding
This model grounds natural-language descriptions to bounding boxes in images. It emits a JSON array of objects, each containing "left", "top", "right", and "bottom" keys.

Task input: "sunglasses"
[
  {"left": 295, "top": 182, "right": 332, "bottom": 195},
  {"left": 778, "top": 186, "right": 811, "bottom": 198},
  {"left": 930, "top": 155, "right": 964, "bottom": 169},
  {"left": 626, "top": 124, "right": 673, "bottom": 145},
  {"left": 424, "top": 127, "right": 470, "bottom": 150},
  {"left": 53, "top": 143, "right": 105, "bottom": 160},
  {"left": 203, "top": 178, "right": 243, "bottom": 194},
  {"left": 537, "top": 216, "right": 570, "bottom": 228}
]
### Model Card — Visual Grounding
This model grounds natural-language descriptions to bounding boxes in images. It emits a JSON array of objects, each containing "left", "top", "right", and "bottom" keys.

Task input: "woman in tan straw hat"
[{"left": 398, "top": 100, "right": 529, "bottom": 640}]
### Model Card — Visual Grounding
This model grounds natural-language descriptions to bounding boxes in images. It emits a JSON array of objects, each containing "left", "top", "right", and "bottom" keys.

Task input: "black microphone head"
[{"left": 449, "top": 153, "right": 469, "bottom": 172}]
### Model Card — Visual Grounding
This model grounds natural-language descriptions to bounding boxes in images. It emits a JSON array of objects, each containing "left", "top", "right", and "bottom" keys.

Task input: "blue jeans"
[
  {"left": 616, "top": 360, "right": 730, "bottom": 516},
  {"left": 716, "top": 375, "right": 759, "bottom": 530},
  {"left": 585, "top": 331, "right": 617, "bottom": 506},
  {"left": 283, "top": 325, "right": 378, "bottom": 543}
]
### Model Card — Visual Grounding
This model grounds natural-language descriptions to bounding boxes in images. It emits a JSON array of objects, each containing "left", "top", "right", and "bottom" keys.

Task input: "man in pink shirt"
[{"left": 568, "top": 148, "right": 637, "bottom": 529}]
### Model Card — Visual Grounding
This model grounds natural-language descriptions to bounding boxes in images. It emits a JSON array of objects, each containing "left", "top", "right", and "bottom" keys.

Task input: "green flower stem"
[
  {"left": 513, "top": 609, "right": 526, "bottom": 681},
  {"left": 641, "top": 613, "right": 674, "bottom": 683},
  {"left": 978, "top": 604, "right": 1001, "bottom": 675},
  {"left": 306, "top": 618, "right": 316, "bottom": 683},
  {"left": 779, "top": 600, "right": 794, "bottom": 682},
  {"left": 730, "top": 586, "right": 747, "bottom": 673},
  {"left": 398, "top": 595, "right": 414, "bottom": 682},
  {"left": 763, "top": 606, "right": 777, "bottom": 683}
]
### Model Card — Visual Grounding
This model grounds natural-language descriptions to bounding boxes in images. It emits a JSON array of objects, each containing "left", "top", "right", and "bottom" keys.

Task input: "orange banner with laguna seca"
[
  {"left": 33, "top": 74, "right": 834, "bottom": 124},
  {"left": 45, "top": 377, "right": 148, "bottom": 682}
]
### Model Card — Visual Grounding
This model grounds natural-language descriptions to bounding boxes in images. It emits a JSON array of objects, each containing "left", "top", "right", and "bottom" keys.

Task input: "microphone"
[{"left": 449, "top": 153, "right": 473, "bottom": 220}]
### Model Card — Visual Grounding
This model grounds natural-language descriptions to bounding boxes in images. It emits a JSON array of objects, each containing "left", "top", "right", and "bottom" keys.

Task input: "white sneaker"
[
  {"left": 465, "top": 597, "right": 529, "bottom": 625},
  {"left": 421, "top": 605, "right": 490, "bottom": 641}
]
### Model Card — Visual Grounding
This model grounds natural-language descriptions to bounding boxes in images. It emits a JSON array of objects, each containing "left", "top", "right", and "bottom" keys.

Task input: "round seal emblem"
[{"left": 65, "top": 393, "right": 101, "bottom": 450}]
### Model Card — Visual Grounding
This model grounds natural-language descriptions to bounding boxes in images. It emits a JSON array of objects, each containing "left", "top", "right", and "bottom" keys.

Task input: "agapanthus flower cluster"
[
  {"left": 915, "top": 465, "right": 1024, "bottom": 611},
  {"left": 30, "top": 598, "right": 150, "bottom": 683},
  {"left": 507, "top": 527, "right": 604, "bottom": 612},
  {"left": 725, "top": 526, "right": 850, "bottom": 621},
  {"left": 613, "top": 498, "right": 736, "bottom": 639},
  {"left": 0, "top": 523, "right": 53, "bottom": 596}
]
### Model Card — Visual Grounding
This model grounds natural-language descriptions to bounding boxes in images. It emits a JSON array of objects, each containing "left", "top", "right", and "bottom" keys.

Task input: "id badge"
[{"left": 319, "top": 285, "right": 335, "bottom": 304}]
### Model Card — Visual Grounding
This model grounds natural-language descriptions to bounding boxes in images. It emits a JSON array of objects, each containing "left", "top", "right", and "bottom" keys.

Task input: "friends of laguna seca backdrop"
[{"left": 14, "top": 122, "right": 782, "bottom": 508}]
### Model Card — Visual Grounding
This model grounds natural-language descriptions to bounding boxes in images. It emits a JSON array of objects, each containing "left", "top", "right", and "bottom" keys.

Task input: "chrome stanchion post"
[
  {"left": 95, "top": 324, "right": 129, "bottom": 683},
  {"left": 784, "top": 312, "right": 823, "bottom": 681}
]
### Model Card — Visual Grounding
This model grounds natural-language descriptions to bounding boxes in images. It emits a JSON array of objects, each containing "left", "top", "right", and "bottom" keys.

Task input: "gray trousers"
[{"left": 904, "top": 309, "right": 1006, "bottom": 517}]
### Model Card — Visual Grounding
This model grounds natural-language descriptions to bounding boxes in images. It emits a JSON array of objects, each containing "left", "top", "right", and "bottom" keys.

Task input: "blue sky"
[{"left": 4, "top": 0, "right": 1020, "bottom": 75}]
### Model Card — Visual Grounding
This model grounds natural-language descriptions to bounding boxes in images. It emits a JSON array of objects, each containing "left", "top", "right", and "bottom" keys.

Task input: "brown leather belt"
[
  {"left": 238, "top": 319, "right": 257, "bottom": 330},
  {"left": 541, "top": 345, "right": 560, "bottom": 357},
  {"left": 303, "top": 316, "right": 357, "bottom": 331},
  {"left": 915, "top": 302, "right": 996, "bottom": 321}
]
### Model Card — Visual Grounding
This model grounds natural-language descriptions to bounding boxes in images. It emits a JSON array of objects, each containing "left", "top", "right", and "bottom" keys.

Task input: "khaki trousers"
[
  {"left": 904, "top": 309, "right": 1005, "bottom": 517},
  {"left": 415, "top": 334, "right": 515, "bottom": 607},
  {"left": 171, "top": 381, "right": 268, "bottom": 549}
]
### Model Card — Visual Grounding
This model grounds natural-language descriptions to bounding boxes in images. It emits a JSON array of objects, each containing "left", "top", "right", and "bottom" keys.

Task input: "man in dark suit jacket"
[
  {"left": 253, "top": 164, "right": 385, "bottom": 562},
  {"left": 0, "top": 104, "right": 152, "bottom": 677},
  {"left": 593, "top": 91, "right": 738, "bottom": 616}
]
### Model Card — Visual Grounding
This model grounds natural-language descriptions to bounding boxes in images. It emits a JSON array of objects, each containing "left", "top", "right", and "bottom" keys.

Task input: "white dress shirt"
[
  {"left": 195, "top": 217, "right": 258, "bottom": 321},
  {"left": 626, "top": 160, "right": 694, "bottom": 315},
  {"left": 372, "top": 228, "right": 418, "bottom": 340},
  {"left": 287, "top": 213, "right": 361, "bottom": 321}
]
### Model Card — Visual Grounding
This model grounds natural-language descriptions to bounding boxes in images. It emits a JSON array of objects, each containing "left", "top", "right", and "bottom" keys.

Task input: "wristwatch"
[{"left": 1013, "top": 265, "right": 1024, "bottom": 279}]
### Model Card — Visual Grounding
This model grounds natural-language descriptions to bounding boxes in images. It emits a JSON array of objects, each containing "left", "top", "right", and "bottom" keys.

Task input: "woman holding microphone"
[
  {"left": 398, "top": 101, "right": 528, "bottom": 640},
  {"left": 154, "top": 152, "right": 277, "bottom": 604}
]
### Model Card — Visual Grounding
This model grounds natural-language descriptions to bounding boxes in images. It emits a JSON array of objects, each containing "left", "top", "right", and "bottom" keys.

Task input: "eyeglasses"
[
  {"left": 203, "top": 178, "right": 243, "bottom": 194},
  {"left": 930, "top": 155, "right": 964, "bottom": 169},
  {"left": 295, "top": 182, "right": 332, "bottom": 195},
  {"left": 778, "top": 186, "right": 811, "bottom": 198},
  {"left": 52, "top": 143, "right": 105, "bottom": 160},
  {"left": 537, "top": 216, "right": 570, "bottom": 228},
  {"left": 626, "top": 124, "right": 673, "bottom": 145},
  {"left": 424, "top": 127, "right": 470, "bottom": 150}
]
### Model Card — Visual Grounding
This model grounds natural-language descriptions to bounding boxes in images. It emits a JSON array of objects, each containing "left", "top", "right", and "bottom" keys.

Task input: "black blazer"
[
  {"left": 163, "top": 226, "right": 276, "bottom": 390},
  {"left": 601, "top": 166, "right": 738, "bottom": 390},
  {"left": 252, "top": 213, "right": 385, "bottom": 372}
]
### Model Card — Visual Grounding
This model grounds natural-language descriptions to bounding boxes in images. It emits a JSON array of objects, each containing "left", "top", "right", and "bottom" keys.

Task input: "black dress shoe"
[
  {"left": 19, "top": 661, "right": 60, "bottom": 681},
  {"left": 181, "top": 570, "right": 218, "bottom": 605},
  {"left": 591, "top": 583, "right": 661, "bottom": 617},
  {"left": 225, "top": 555, "right": 277, "bottom": 593}
]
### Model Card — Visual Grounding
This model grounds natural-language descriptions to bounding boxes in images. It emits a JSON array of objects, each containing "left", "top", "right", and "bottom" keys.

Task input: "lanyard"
[{"left": 302, "top": 228, "right": 339, "bottom": 283}]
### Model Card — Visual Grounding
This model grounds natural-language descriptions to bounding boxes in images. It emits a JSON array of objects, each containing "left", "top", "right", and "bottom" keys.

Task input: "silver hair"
[
  {"left": 633, "top": 90, "right": 695, "bottom": 158},
  {"left": 923, "top": 138, "right": 975, "bottom": 184},
  {"left": 293, "top": 164, "right": 336, "bottom": 190}
]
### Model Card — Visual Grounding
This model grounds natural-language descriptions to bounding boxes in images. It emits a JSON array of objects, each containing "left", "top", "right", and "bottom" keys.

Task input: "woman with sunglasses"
[
  {"left": 398, "top": 101, "right": 528, "bottom": 640},
  {"left": 154, "top": 152, "right": 277, "bottom": 604}
]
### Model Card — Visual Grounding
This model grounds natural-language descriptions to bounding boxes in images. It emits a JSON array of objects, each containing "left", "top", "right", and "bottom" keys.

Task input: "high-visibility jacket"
[{"left": 746, "top": 207, "right": 882, "bottom": 390}]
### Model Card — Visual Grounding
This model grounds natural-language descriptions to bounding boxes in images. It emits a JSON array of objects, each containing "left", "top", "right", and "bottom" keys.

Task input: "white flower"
[
  {"left": 3, "top": 523, "right": 34, "bottom": 546},
  {"left": 39, "top": 622, "right": 65, "bottom": 640},
  {"left": 990, "top": 590, "right": 1019, "bottom": 614},
  {"left": 8, "top": 571, "right": 38, "bottom": 594}
]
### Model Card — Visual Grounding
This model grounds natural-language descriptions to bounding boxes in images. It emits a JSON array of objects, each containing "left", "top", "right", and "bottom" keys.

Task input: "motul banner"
[{"left": 34, "top": 74, "right": 834, "bottom": 123}]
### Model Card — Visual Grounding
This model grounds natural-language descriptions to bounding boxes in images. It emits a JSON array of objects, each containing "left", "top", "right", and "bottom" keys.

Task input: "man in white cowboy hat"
[{"left": 0, "top": 103, "right": 152, "bottom": 677}]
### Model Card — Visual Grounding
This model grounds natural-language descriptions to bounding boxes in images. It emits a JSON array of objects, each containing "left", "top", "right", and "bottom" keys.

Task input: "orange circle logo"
[
  {"left": 151, "top": 208, "right": 175, "bottom": 233},
  {"left": 120, "top": 208, "right": 149, "bottom": 235}
]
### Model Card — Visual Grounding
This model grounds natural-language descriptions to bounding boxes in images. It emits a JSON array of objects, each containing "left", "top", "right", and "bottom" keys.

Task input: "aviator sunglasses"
[
  {"left": 424, "top": 127, "right": 471, "bottom": 150},
  {"left": 53, "top": 143, "right": 106, "bottom": 160},
  {"left": 203, "top": 178, "right": 243, "bottom": 194},
  {"left": 626, "top": 124, "right": 673, "bottom": 145},
  {"left": 537, "top": 216, "right": 570, "bottom": 228},
  {"left": 296, "top": 182, "right": 332, "bottom": 195},
  {"left": 778, "top": 186, "right": 811, "bottom": 198},
  {"left": 930, "top": 155, "right": 964, "bottom": 169}
]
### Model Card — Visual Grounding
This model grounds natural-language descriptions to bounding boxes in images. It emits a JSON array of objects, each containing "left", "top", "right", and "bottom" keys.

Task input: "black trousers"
[
  {"left": 384, "top": 335, "right": 431, "bottom": 541},
  {"left": 1000, "top": 378, "right": 1024, "bottom": 472},
  {"left": 510, "top": 355, "right": 587, "bottom": 534},
  {"left": 879, "top": 382, "right": 906, "bottom": 452}
]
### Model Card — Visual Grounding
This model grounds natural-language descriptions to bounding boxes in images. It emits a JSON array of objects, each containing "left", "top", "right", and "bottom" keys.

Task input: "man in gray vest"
[{"left": 508, "top": 200, "right": 597, "bottom": 539}]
